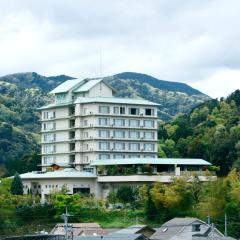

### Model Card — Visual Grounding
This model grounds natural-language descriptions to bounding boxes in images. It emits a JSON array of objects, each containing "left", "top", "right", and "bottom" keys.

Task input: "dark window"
[
  {"left": 192, "top": 224, "right": 201, "bottom": 232},
  {"left": 69, "top": 131, "right": 75, "bottom": 139},
  {"left": 73, "top": 188, "right": 90, "bottom": 196},
  {"left": 129, "top": 108, "right": 139, "bottom": 115},
  {"left": 120, "top": 107, "right": 125, "bottom": 114},
  {"left": 145, "top": 108, "right": 153, "bottom": 116},
  {"left": 69, "top": 155, "right": 75, "bottom": 163},
  {"left": 69, "top": 107, "right": 75, "bottom": 115},
  {"left": 70, "top": 119, "right": 75, "bottom": 127},
  {"left": 69, "top": 143, "right": 75, "bottom": 151}
]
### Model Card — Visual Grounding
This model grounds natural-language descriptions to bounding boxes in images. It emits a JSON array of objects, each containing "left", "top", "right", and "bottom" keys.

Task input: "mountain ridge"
[{"left": 113, "top": 72, "right": 205, "bottom": 96}]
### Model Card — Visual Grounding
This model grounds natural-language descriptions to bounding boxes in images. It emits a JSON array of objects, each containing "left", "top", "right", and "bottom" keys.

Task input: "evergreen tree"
[{"left": 10, "top": 172, "right": 23, "bottom": 195}]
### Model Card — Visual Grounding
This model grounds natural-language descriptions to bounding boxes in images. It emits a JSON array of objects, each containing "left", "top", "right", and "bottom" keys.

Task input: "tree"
[
  {"left": 116, "top": 186, "right": 137, "bottom": 206},
  {"left": 10, "top": 172, "right": 23, "bottom": 195},
  {"left": 107, "top": 190, "right": 118, "bottom": 205}
]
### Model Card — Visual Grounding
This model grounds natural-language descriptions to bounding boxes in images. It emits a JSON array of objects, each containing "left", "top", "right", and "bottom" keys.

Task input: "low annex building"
[{"left": 19, "top": 77, "right": 216, "bottom": 202}]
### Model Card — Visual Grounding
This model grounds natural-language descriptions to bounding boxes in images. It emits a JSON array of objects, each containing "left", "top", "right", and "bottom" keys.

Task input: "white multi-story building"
[
  {"left": 20, "top": 77, "right": 215, "bottom": 202},
  {"left": 40, "top": 78, "right": 159, "bottom": 172}
]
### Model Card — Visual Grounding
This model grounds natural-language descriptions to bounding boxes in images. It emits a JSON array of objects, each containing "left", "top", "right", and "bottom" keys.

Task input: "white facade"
[{"left": 40, "top": 78, "right": 159, "bottom": 172}]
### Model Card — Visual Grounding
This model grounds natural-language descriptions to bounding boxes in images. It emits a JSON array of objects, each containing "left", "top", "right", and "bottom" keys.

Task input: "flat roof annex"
[
  {"left": 19, "top": 168, "right": 97, "bottom": 179},
  {"left": 74, "top": 97, "right": 160, "bottom": 106},
  {"left": 90, "top": 158, "right": 211, "bottom": 166}
]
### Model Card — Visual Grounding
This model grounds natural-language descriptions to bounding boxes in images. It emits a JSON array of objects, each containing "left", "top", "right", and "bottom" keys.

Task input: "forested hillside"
[
  {"left": 105, "top": 72, "right": 210, "bottom": 120},
  {"left": 158, "top": 90, "right": 240, "bottom": 176}
]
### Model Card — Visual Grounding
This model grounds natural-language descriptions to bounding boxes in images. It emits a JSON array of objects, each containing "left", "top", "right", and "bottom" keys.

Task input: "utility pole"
[
  {"left": 207, "top": 215, "right": 211, "bottom": 225},
  {"left": 211, "top": 223, "right": 214, "bottom": 240},
  {"left": 61, "top": 207, "right": 73, "bottom": 240},
  {"left": 225, "top": 213, "right": 227, "bottom": 237}
]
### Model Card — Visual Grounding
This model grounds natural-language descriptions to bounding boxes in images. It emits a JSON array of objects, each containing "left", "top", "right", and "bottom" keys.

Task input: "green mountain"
[
  {"left": 158, "top": 90, "right": 240, "bottom": 176},
  {"left": 104, "top": 72, "right": 210, "bottom": 121},
  {"left": 0, "top": 71, "right": 210, "bottom": 176}
]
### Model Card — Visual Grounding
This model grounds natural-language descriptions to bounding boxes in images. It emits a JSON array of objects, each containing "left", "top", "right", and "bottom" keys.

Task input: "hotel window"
[
  {"left": 144, "top": 143, "right": 155, "bottom": 151},
  {"left": 69, "top": 106, "right": 75, "bottom": 116},
  {"left": 83, "top": 156, "right": 89, "bottom": 162},
  {"left": 69, "top": 131, "right": 75, "bottom": 139},
  {"left": 144, "top": 132, "right": 155, "bottom": 139},
  {"left": 43, "top": 122, "right": 55, "bottom": 131},
  {"left": 129, "top": 143, "right": 140, "bottom": 151},
  {"left": 43, "top": 112, "right": 48, "bottom": 119},
  {"left": 43, "top": 111, "right": 55, "bottom": 119},
  {"left": 114, "top": 130, "right": 125, "bottom": 138},
  {"left": 114, "top": 118, "right": 125, "bottom": 126},
  {"left": 99, "top": 106, "right": 110, "bottom": 114},
  {"left": 99, "top": 142, "right": 110, "bottom": 150},
  {"left": 43, "top": 133, "right": 55, "bottom": 142},
  {"left": 145, "top": 108, "right": 154, "bottom": 116},
  {"left": 129, "top": 154, "right": 140, "bottom": 158},
  {"left": 129, "top": 107, "right": 139, "bottom": 115},
  {"left": 83, "top": 132, "right": 88, "bottom": 138},
  {"left": 99, "top": 118, "right": 108, "bottom": 126},
  {"left": 144, "top": 120, "right": 154, "bottom": 128},
  {"left": 113, "top": 107, "right": 119, "bottom": 114},
  {"left": 70, "top": 119, "right": 75, "bottom": 127},
  {"left": 129, "top": 131, "right": 140, "bottom": 139},
  {"left": 43, "top": 145, "right": 55, "bottom": 153},
  {"left": 120, "top": 107, "right": 125, "bottom": 114},
  {"left": 129, "top": 119, "right": 140, "bottom": 127},
  {"left": 83, "top": 144, "right": 88, "bottom": 150},
  {"left": 69, "top": 155, "right": 75, "bottom": 163},
  {"left": 99, "top": 154, "right": 110, "bottom": 159},
  {"left": 83, "top": 120, "right": 88, "bottom": 126},
  {"left": 114, "top": 154, "right": 125, "bottom": 159},
  {"left": 55, "top": 93, "right": 67, "bottom": 103},
  {"left": 114, "top": 142, "right": 125, "bottom": 150},
  {"left": 70, "top": 143, "right": 75, "bottom": 151},
  {"left": 43, "top": 156, "right": 54, "bottom": 164},
  {"left": 99, "top": 130, "right": 109, "bottom": 138},
  {"left": 144, "top": 155, "right": 156, "bottom": 158}
]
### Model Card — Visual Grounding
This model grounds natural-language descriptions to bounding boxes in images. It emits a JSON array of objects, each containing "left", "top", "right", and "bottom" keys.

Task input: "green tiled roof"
[
  {"left": 73, "top": 79, "right": 102, "bottom": 92},
  {"left": 38, "top": 101, "right": 73, "bottom": 110},
  {"left": 90, "top": 158, "right": 211, "bottom": 166},
  {"left": 49, "top": 79, "right": 84, "bottom": 94},
  {"left": 19, "top": 168, "right": 97, "bottom": 179},
  {"left": 74, "top": 97, "right": 159, "bottom": 106}
]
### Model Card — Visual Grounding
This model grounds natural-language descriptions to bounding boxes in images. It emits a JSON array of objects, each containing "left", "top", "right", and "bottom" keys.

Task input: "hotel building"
[{"left": 20, "top": 78, "right": 215, "bottom": 202}]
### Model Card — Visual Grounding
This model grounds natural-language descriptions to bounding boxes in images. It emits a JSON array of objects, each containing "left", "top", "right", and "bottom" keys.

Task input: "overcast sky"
[{"left": 0, "top": 0, "right": 239, "bottom": 98}]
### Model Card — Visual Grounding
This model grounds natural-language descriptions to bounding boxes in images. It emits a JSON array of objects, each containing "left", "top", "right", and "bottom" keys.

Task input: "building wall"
[{"left": 40, "top": 81, "right": 158, "bottom": 171}]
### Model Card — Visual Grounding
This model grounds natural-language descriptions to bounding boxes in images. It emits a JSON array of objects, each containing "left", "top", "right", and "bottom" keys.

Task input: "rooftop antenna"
[{"left": 99, "top": 46, "right": 103, "bottom": 78}]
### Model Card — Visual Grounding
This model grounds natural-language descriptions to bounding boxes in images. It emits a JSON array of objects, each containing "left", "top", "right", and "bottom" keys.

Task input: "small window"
[
  {"left": 129, "top": 108, "right": 139, "bottom": 115},
  {"left": 99, "top": 106, "right": 110, "bottom": 114},
  {"left": 113, "top": 107, "right": 119, "bottom": 114},
  {"left": 99, "top": 118, "right": 108, "bottom": 126},
  {"left": 69, "top": 143, "right": 75, "bottom": 151},
  {"left": 70, "top": 119, "right": 75, "bottom": 127},
  {"left": 120, "top": 107, "right": 125, "bottom": 114},
  {"left": 114, "top": 119, "right": 125, "bottom": 126},
  {"left": 192, "top": 224, "right": 201, "bottom": 232},
  {"left": 99, "top": 154, "right": 110, "bottom": 160},
  {"left": 145, "top": 108, "right": 153, "bottom": 116},
  {"left": 69, "top": 155, "right": 75, "bottom": 163},
  {"left": 69, "top": 107, "right": 75, "bottom": 116},
  {"left": 69, "top": 131, "right": 75, "bottom": 139}
]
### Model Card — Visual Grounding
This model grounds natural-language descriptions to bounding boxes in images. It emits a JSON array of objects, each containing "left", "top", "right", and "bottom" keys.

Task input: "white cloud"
[
  {"left": 191, "top": 69, "right": 240, "bottom": 98},
  {"left": 0, "top": 0, "right": 239, "bottom": 97}
]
